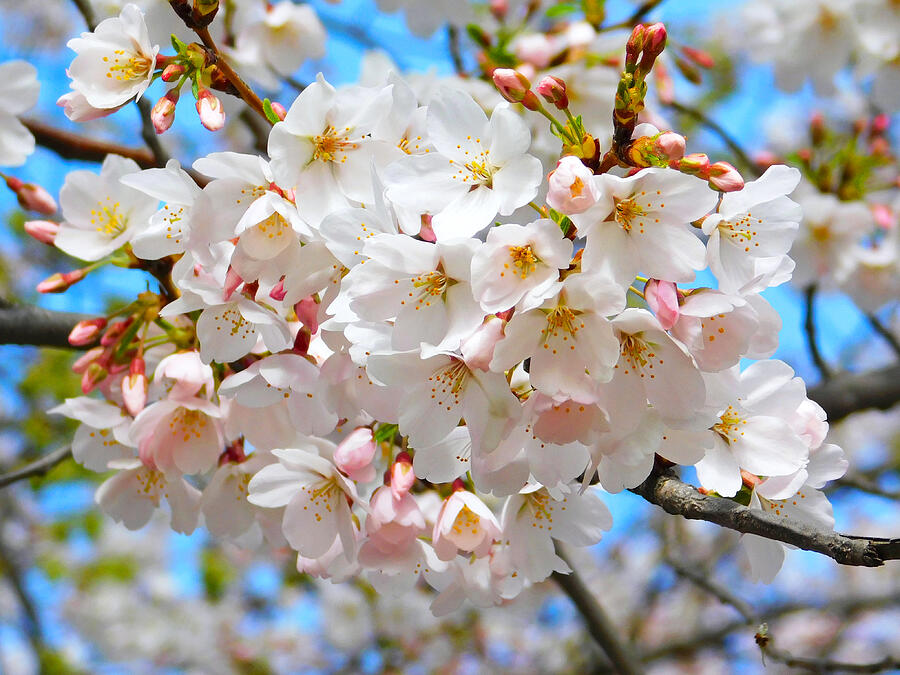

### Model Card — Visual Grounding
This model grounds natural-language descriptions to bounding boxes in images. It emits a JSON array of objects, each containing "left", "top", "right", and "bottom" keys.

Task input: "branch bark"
[
  {"left": 23, "top": 117, "right": 157, "bottom": 168},
  {"left": 0, "top": 447, "right": 72, "bottom": 489},
  {"left": 0, "top": 300, "right": 89, "bottom": 349},
  {"left": 631, "top": 466, "right": 900, "bottom": 568},
  {"left": 553, "top": 545, "right": 644, "bottom": 675},
  {"left": 808, "top": 363, "right": 900, "bottom": 422}
]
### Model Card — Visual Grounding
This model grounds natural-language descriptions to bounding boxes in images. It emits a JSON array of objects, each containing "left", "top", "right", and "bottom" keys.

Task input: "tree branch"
[
  {"left": 631, "top": 466, "right": 900, "bottom": 568},
  {"left": 194, "top": 26, "right": 269, "bottom": 122},
  {"left": 808, "top": 363, "right": 900, "bottom": 422},
  {"left": 552, "top": 545, "right": 645, "bottom": 675},
  {"left": 664, "top": 555, "right": 758, "bottom": 623},
  {"left": 0, "top": 300, "right": 89, "bottom": 349},
  {"left": 804, "top": 284, "right": 833, "bottom": 381},
  {"left": 667, "top": 100, "right": 761, "bottom": 177},
  {"left": 23, "top": 118, "right": 157, "bottom": 168},
  {"left": 866, "top": 312, "right": 900, "bottom": 359},
  {"left": 762, "top": 646, "right": 899, "bottom": 674},
  {"left": 0, "top": 447, "right": 72, "bottom": 489}
]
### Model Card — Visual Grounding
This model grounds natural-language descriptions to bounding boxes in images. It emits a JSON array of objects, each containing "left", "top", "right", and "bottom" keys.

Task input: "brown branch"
[
  {"left": 0, "top": 300, "right": 89, "bottom": 349},
  {"left": 762, "top": 646, "right": 899, "bottom": 674},
  {"left": 447, "top": 25, "right": 465, "bottom": 76},
  {"left": 808, "top": 363, "right": 900, "bottom": 422},
  {"left": 866, "top": 312, "right": 900, "bottom": 359},
  {"left": 664, "top": 555, "right": 758, "bottom": 623},
  {"left": 552, "top": 545, "right": 645, "bottom": 675},
  {"left": 631, "top": 465, "right": 900, "bottom": 568},
  {"left": 667, "top": 100, "right": 761, "bottom": 177},
  {"left": 805, "top": 284, "right": 833, "bottom": 381},
  {"left": 0, "top": 447, "right": 73, "bottom": 489},
  {"left": 194, "top": 26, "right": 269, "bottom": 122},
  {"left": 23, "top": 118, "right": 156, "bottom": 168}
]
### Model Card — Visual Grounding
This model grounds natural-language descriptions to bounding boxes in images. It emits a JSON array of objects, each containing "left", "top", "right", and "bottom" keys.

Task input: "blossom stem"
[{"left": 193, "top": 26, "right": 271, "bottom": 124}]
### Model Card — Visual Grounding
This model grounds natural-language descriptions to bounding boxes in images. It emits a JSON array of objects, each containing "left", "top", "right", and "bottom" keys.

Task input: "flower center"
[
  {"left": 91, "top": 197, "right": 129, "bottom": 238},
  {"left": 464, "top": 160, "right": 494, "bottom": 186},
  {"left": 613, "top": 196, "right": 644, "bottom": 232},
  {"left": 255, "top": 212, "right": 290, "bottom": 240},
  {"left": 410, "top": 269, "right": 451, "bottom": 307},
  {"left": 312, "top": 125, "right": 359, "bottom": 163},
  {"left": 713, "top": 404, "right": 747, "bottom": 444},
  {"left": 134, "top": 467, "right": 164, "bottom": 504},
  {"left": 169, "top": 408, "right": 208, "bottom": 442},
  {"left": 569, "top": 176, "right": 585, "bottom": 198},
  {"left": 508, "top": 244, "right": 539, "bottom": 279},
  {"left": 103, "top": 49, "right": 152, "bottom": 81}
]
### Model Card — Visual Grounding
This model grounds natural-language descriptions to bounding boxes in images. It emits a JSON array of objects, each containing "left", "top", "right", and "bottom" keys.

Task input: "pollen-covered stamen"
[
  {"left": 713, "top": 404, "right": 748, "bottom": 444},
  {"left": 700, "top": 313, "right": 728, "bottom": 343},
  {"left": 617, "top": 333, "right": 663, "bottom": 378},
  {"left": 612, "top": 195, "right": 645, "bottom": 232},
  {"left": 254, "top": 212, "right": 290, "bottom": 240},
  {"left": 540, "top": 304, "right": 585, "bottom": 353},
  {"left": 91, "top": 196, "right": 128, "bottom": 238},
  {"left": 312, "top": 125, "right": 361, "bottom": 164},
  {"left": 464, "top": 160, "right": 493, "bottom": 187},
  {"left": 720, "top": 211, "right": 762, "bottom": 252},
  {"left": 449, "top": 505, "right": 484, "bottom": 546},
  {"left": 569, "top": 176, "right": 585, "bottom": 199},
  {"left": 134, "top": 466, "right": 165, "bottom": 504},
  {"left": 103, "top": 49, "right": 152, "bottom": 82},
  {"left": 162, "top": 204, "right": 184, "bottom": 244},
  {"left": 213, "top": 306, "right": 254, "bottom": 339},
  {"left": 235, "top": 185, "right": 267, "bottom": 206},
  {"left": 427, "top": 358, "right": 471, "bottom": 411},
  {"left": 523, "top": 491, "right": 555, "bottom": 531},
  {"left": 507, "top": 244, "right": 540, "bottom": 279},
  {"left": 409, "top": 268, "right": 454, "bottom": 309},
  {"left": 301, "top": 478, "right": 341, "bottom": 522},
  {"left": 168, "top": 408, "right": 209, "bottom": 442}
]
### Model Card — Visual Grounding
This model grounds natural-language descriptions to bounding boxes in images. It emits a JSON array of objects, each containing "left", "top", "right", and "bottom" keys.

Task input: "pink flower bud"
[
  {"left": 492, "top": 68, "right": 533, "bottom": 104},
  {"left": 23, "top": 220, "right": 59, "bottom": 245},
  {"left": 334, "top": 427, "right": 377, "bottom": 483},
  {"left": 72, "top": 346, "right": 104, "bottom": 374},
  {"left": 223, "top": 266, "right": 243, "bottom": 301},
  {"left": 872, "top": 203, "right": 895, "bottom": 230},
  {"left": 3, "top": 175, "right": 55, "bottom": 215},
  {"left": 270, "top": 101, "right": 287, "bottom": 121},
  {"left": 674, "top": 153, "right": 710, "bottom": 176},
  {"left": 656, "top": 131, "right": 686, "bottom": 161},
  {"left": 644, "top": 279, "right": 680, "bottom": 330},
  {"left": 708, "top": 161, "right": 744, "bottom": 192},
  {"left": 536, "top": 75, "right": 568, "bottom": 109},
  {"left": 292, "top": 327, "right": 311, "bottom": 355},
  {"left": 161, "top": 63, "right": 186, "bottom": 82},
  {"left": 489, "top": 0, "right": 508, "bottom": 21},
  {"left": 546, "top": 156, "right": 597, "bottom": 215},
  {"left": 460, "top": 316, "right": 505, "bottom": 371},
  {"left": 37, "top": 268, "right": 87, "bottom": 293},
  {"left": 68, "top": 318, "right": 107, "bottom": 346},
  {"left": 418, "top": 215, "right": 436, "bottom": 242},
  {"left": 681, "top": 46, "right": 714, "bottom": 69},
  {"left": 151, "top": 89, "right": 179, "bottom": 134},
  {"left": 390, "top": 451, "right": 416, "bottom": 500},
  {"left": 81, "top": 362, "right": 107, "bottom": 394},
  {"left": 122, "top": 357, "right": 148, "bottom": 416},
  {"left": 294, "top": 295, "right": 319, "bottom": 334},
  {"left": 101, "top": 318, "right": 133, "bottom": 347},
  {"left": 642, "top": 23, "right": 668, "bottom": 60},
  {"left": 196, "top": 89, "right": 225, "bottom": 131},
  {"left": 269, "top": 278, "right": 287, "bottom": 301}
]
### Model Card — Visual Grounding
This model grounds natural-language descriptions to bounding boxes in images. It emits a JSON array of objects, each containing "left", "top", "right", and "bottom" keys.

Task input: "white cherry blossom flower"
[
  {"left": 432, "top": 489, "right": 502, "bottom": 561},
  {"left": 235, "top": 1, "right": 326, "bottom": 77},
  {"left": 384, "top": 88, "right": 542, "bottom": 241},
  {"left": 55, "top": 154, "right": 158, "bottom": 261},
  {"left": 571, "top": 167, "right": 717, "bottom": 285},
  {"left": 49, "top": 396, "right": 134, "bottom": 472},
  {"left": 0, "top": 60, "right": 39, "bottom": 167},
  {"left": 67, "top": 3, "right": 158, "bottom": 109},
  {"left": 470, "top": 218, "right": 573, "bottom": 313}
]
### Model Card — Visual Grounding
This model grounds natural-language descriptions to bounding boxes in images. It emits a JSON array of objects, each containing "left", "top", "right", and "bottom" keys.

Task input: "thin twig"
[
  {"left": 23, "top": 118, "right": 156, "bottom": 168},
  {"left": 135, "top": 97, "right": 170, "bottom": 166},
  {"left": 667, "top": 100, "right": 761, "bottom": 177},
  {"left": 601, "top": 0, "right": 666, "bottom": 31},
  {"left": 664, "top": 556, "right": 758, "bottom": 623},
  {"left": 0, "top": 447, "right": 72, "bottom": 489},
  {"left": 194, "top": 26, "right": 270, "bottom": 122},
  {"left": 830, "top": 474, "right": 900, "bottom": 501},
  {"left": 809, "top": 363, "right": 900, "bottom": 422},
  {"left": 552, "top": 545, "right": 645, "bottom": 675},
  {"left": 804, "top": 284, "right": 833, "bottom": 381},
  {"left": 866, "top": 312, "right": 900, "bottom": 359},
  {"left": 447, "top": 25, "right": 465, "bottom": 76},
  {"left": 0, "top": 534, "right": 43, "bottom": 655},
  {"left": 762, "top": 646, "right": 899, "bottom": 673}
]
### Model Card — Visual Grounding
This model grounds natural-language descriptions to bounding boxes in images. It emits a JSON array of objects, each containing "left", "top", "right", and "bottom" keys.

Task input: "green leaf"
[
  {"left": 374, "top": 423, "right": 398, "bottom": 443},
  {"left": 262, "top": 98, "right": 282, "bottom": 125},
  {"left": 546, "top": 3, "right": 578, "bottom": 18},
  {"left": 170, "top": 34, "right": 188, "bottom": 53}
]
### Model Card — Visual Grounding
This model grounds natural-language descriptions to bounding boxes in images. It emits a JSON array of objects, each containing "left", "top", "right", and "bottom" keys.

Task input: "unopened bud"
[
  {"left": 294, "top": 295, "right": 319, "bottom": 335},
  {"left": 196, "top": 88, "right": 225, "bottom": 131},
  {"left": 4, "top": 176, "right": 57, "bottom": 215},
  {"left": 269, "top": 278, "right": 287, "bottom": 301},
  {"left": 223, "top": 266, "right": 243, "bottom": 301},
  {"left": 673, "top": 152, "right": 710, "bottom": 176},
  {"left": 680, "top": 46, "right": 715, "bottom": 69},
  {"left": 871, "top": 114, "right": 890, "bottom": 136},
  {"left": 161, "top": 63, "right": 186, "bottom": 82},
  {"left": 810, "top": 112, "right": 826, "bottom": 146},
  {"left": 81, "top": 362, "right": 107, "bottom": 394},
  {"left": 536, "top": 75, "right": 568, "bottom": 109},
  {"left": 656, "top": 131, "right": 686, "bottom": 160},
  {"left": 642, "top": 23, "right": 668, "bottom": 61},
  {"left": 37, "top": 268, "right": 87, "bottom": 293},
  {"left": 672, "top": 54, "right": 702, "bottom": 85},
  {"left": 72, "top": 346, "right": 103, "bottom": 374},
  {"left": 492, "top": 68, "right": 533, "bottom": 104},
  {"left": 334, "top": 427, "right": 377, "bottom": 483},
  {"left": 489, "top": 0, "right": 508, "bottom": 21},
  {"left": 68, "top": 318, "right": 108, "bottom": 346},
  {"left": 122, "top": 357, "right": 148, "bottom": 416},
  {"left": 708, "top": 161, "right": 744, "bottom": 192},
  {"left": 270, "top": 101, "right": 287, "bottom": 121},
  {"left": 101, "top": 318, "right": 133, "bottom": 347},
  {"left": 390, "top": 451, "right": 416, "bottom": 500},
  {"left": 644, "top": 279, "right": 680, "bottom": 330},
  {"left": 151, "top": 89, "right": 179, "bottom": 134},
  {"left": 23, "top": 220, "right": 59, "bottom": 245},
  {"left": 460, "top": 315, "right": 505, "bottom": 371}
]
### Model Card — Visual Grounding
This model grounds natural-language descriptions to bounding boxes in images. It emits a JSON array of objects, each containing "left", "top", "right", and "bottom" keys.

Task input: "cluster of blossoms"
[{"left": 12, "top": 3, "right": 858, "bottom": 616}]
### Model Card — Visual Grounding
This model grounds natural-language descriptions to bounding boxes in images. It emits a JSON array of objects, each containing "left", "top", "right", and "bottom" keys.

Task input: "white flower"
[
  {"left": 55, "top": 154, "right": 158, "bottom": 261},
  {"left": 384, "top": 88, "right": 543, "bottom": 241},
  {"left": 67, "top": 3, "right": 158, "bottom": 109},
  {"left": 0, "top": 60, "right": 39, "bottom": 167},
  {"left": 470, "top": 218, "right": 573, "bottom": 313},
  {"left": 432, "top": 490, "right": 501, "bottom": 561},
  {"left": 247, "top": 447, "right": 361, "bottom": 560},
  {"left": 702, "top": 165, "right": 802, "bottom": 294},
  {"left": 49, "top": 396, "right": 134, "bottom": 472},
  {"left": 571, "top": 167, "right": 717, "bottom": 285},
  {"left": 235, "top": 1, "right": 326, "bottom": 77}
]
